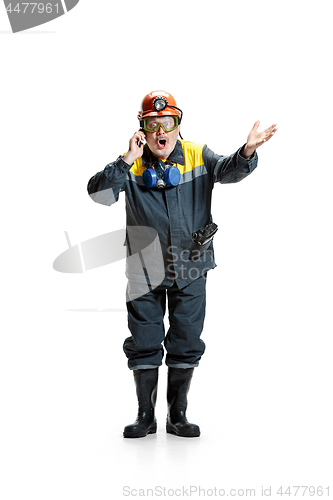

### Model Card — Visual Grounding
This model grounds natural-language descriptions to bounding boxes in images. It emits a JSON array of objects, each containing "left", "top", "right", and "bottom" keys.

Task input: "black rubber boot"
[
  {"left": 166, "top": 367, "right": 200, "bottom": 437},
  {"left": 123, "top": 368, "right": 158, "bottom": 438}
]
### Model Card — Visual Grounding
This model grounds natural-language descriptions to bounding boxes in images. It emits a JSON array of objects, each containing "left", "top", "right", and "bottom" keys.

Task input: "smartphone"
[{"left": 137, "top": 129, "right": 146, "bottom": 148}]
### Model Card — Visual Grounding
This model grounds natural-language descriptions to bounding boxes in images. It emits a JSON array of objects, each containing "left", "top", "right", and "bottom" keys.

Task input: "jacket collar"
[{"left": 142, "top": 139, "right": 184, "bottom": 166}]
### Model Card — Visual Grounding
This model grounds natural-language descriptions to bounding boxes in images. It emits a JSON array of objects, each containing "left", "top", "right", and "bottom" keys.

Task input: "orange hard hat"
[{"left": 138, "top": 90, "right": 182, "bottom": 121}]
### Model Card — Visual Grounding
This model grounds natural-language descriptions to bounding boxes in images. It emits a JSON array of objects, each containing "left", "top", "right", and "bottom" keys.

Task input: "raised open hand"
[{"left": 242, "top": 121, "right": 278, "bottom": 158}]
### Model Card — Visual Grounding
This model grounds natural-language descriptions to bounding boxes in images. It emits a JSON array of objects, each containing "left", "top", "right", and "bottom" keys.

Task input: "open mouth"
[{"left": 157, "top": 139, "right": 167, "bottom": 149}]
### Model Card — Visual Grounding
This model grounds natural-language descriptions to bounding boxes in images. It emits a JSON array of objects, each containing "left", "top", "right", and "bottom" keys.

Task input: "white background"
[{"left": 1, "top": 1, "right": 332, "bottom": 498}]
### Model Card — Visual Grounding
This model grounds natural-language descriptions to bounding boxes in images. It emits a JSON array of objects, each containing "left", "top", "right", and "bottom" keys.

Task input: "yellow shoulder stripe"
[
  {"left": 179, "top": 140, "right": 205, "bottom": 174},
  {"left": 130, "top": 157, "right": 145, "bottom": 176}
]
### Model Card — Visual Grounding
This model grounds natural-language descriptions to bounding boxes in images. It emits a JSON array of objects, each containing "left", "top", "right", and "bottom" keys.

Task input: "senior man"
[{"left": 87, "top": 90, "right": 277, "bottom": 438}]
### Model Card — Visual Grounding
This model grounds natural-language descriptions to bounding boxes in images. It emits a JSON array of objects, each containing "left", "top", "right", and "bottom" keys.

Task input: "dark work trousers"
[{"left": 123, "top": 275, "right": 207, "bottom": 370}]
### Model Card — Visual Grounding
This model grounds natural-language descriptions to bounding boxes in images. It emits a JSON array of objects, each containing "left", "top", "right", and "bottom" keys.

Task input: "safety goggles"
[{"left": 142, "top": 115, "right": 180, "bottom": 133}]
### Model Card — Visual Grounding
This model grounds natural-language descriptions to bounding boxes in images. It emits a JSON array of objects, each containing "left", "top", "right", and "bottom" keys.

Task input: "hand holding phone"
[{"left": 123, "top": 130, "right": 146, "bottom": 165}]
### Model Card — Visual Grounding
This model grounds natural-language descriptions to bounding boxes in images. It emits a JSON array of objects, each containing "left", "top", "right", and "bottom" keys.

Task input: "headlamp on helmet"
[{"left": 153, "top": 96, "right": 168, "bottom": 112}]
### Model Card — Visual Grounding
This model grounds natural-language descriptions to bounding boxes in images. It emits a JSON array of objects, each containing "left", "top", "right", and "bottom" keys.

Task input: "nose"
[{"left": 156, "top": 123, "right": 166, "bottom": 135}]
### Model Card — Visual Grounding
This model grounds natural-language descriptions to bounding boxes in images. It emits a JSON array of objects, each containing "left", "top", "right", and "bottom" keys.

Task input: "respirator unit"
[{"left": 143, "top": 158, "right": 181, "bottom": 189}]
